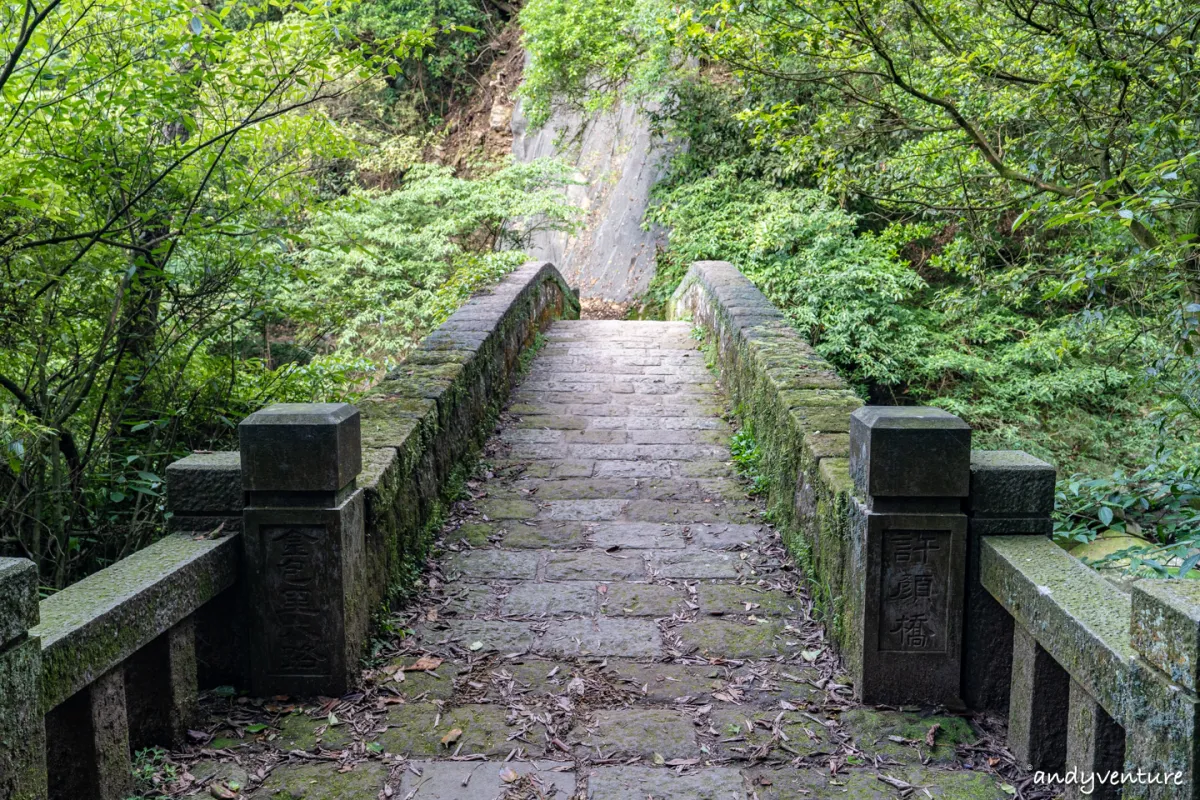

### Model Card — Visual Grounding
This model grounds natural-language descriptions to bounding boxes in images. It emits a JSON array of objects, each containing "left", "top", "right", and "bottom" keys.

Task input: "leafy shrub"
[
  {"left": 288, "top": 159, "right": 579, "bottom": 366},
  {"left": 1055, "top": 462, "right": 1200, "bottom": 578},
  {"left": 729, "top": 424, "right": 767, "bottom": 496}
]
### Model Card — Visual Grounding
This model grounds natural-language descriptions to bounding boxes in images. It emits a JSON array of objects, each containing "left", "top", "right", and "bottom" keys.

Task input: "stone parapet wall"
[
  {"left": 667, "top": 260, "right": 862, "bottom": 642},
  {"left": 355, "top": 260, "right": 579, "bottom": 605}
]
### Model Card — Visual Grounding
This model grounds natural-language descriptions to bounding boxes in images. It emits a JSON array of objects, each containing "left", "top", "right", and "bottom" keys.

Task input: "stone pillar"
[
  {"left": 1126, "top": 579, "right": 1200, "bottom": 798},
  {"left": 1008, "top": 624, "right": 1069, "bottom": 772},
  {"left": 45, "top": 667, "right": 131, "bottom": 800},
  {"left": 240, "top": 403, "right": 366, "bottom": 696},
  {"left": 847, "top": 406, "right": 970, "bottom": 706},
  {"left": 963, "top": 451, "right": 1055, "bottom": 711},
  {"left": 165, "top": 451, "right": 247, "bottom": 689},
  {"left": 0, "top": 558, "right": 46, "bottom": 800},
  {"left": 165, "top": 451, "right": 243, "bottom": 534},
  {"left": 123, "top": 617, "right": 198, "bottom": 749},
  {"left": 1065, "top": 678, "right": 1124, "bottom": 800}
]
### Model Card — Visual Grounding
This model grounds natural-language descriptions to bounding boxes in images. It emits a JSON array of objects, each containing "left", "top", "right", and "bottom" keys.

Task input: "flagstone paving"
[{"left": 175, "top": 321, "right": 1035, "bottom": 800}]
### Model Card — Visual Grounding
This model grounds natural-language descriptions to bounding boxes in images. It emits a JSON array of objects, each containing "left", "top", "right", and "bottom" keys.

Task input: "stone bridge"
[{"left": 3, "top": 262, "right": 1199, "bottom": 800}]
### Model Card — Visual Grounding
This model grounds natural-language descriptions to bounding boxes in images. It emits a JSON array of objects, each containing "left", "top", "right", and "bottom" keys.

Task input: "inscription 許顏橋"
[{"left": 879, "top": 530, "right": 950, "bottom": 653}]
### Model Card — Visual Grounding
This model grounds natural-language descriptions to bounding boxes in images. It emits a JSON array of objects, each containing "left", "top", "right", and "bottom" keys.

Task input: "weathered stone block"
[
  {"left": 1131, "top": 579, "right": 1200, "bottom": 693},
  {"left": 1123, "top": 656, "right": 1200, "bottom": 799},
  {"left": 243, "top": 491, "right": 367, "bottom": 697},
  {"left": 123, "top": 617, "right": 198, "bottom": 749},
  {"left": 165, "top": 451, "right": 242, "bottom": 516},
  {"left": 1009, "top": 624, "right": 1069, "bottom": 772},
  {"left": 969, "top": 450, "right": 1055, "bottom": 516},
  {"left": 0, "top": 557, "right": 38, "bottom": 647},
  {"left": 850, "top": 406, "right": 971, "bottom": 500},
  {"left": 240, "top": 400, "right": 370, "bottom": 697},
  {"left": 963, "top": 450, "right": 1055, "bottom": 712},
  {"left": 849, "top": 507, "right": 968, "bottom": 706},
  {"left": 239, "top": 403, "right": 361, "bottom": 493},
  {"left": 46, "top": 667, "right": 131, "bottom": 800},
  {"left": 1066, "top": 678, "right": 1125, "bottom": 800},
  {"left": 0, "top": 635, "right": 46, "bottom": 800}
]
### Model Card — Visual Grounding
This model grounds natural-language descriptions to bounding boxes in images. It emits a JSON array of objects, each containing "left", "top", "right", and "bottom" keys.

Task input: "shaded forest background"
[{"left": 3, "top": 0, "right": 1200, "bottom": 586}]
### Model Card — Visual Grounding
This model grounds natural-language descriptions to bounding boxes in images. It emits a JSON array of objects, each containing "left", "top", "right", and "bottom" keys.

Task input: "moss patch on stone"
[
  {"left": 839, "top": 709, "right": 975, "bottom": 765},
  {"left": 250, "top": 762, "right": 388, "bottom": 799}
]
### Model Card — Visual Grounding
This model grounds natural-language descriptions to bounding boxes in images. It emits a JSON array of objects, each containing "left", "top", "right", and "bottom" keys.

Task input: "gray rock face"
[{"left": 511, "top": 87, "right": 672, "bottom": 301}]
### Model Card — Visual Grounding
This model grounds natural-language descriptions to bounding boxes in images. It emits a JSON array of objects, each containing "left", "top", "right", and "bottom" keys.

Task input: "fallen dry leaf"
[
  {"left": 407, "top": 655, "right": 444, "bottom": 672},
  {"left": 440, "top": 728, "right": 463, "bottom": 746},
  {"left": 925, "top": 722, "right": 941, "bottom": 747}
]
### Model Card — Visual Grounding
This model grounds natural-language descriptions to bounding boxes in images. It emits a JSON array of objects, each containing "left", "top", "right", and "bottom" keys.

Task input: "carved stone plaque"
[
  {"left": 264, "top": 525, "right": 332, "bottom": 678},
  {"left": 878, "top": 530, "right": 950, "bottom": 653}
]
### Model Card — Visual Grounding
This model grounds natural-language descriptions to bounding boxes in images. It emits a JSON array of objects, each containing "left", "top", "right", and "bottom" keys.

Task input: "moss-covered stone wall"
[
  {"left": 356, "top": 261, "right": 580, "bottom": 608},
  {"left": 667, "top": 260, "right": 862, "bottom": 645}
]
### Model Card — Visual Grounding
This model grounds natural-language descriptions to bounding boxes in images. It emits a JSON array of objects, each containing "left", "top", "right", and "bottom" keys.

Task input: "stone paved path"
[{"left": 182, "top": 322, "right": 1014, "bottom": 800}]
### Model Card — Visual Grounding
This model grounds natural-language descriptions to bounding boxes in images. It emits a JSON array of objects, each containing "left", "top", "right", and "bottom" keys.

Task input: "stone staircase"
[{"left": 179, "top": 321, "right": 1008, "bottom": 800}]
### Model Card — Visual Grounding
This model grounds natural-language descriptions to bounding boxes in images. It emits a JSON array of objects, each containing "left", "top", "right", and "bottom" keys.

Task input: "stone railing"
[
  {"left": 0, "top": 262, "right": 578, "bottom": 800},
  {"left": 670, "top": 260, "right": 1200, "bottom": 799}
]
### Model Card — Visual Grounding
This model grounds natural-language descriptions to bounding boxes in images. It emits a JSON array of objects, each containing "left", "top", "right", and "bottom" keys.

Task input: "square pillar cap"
[
  {"left": 0, "top": 557, "right": 39, "bottom": 646},
  {"left": 239, "top": 403, "right": 361, "bottom": 492},
  {"left": 850, "top": 406, "right": 971, "bottom": 498},
  {"left": 969, "top": 450, "right": 1056, "bottom": 515}
]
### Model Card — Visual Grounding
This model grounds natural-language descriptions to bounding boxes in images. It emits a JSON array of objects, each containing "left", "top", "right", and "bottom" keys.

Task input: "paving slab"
[
  {"left": 584, "top": 765, "right": 747, "bottom": 799},
  {"left": 546, "top": 551, "right": 646, "bottom": 581},
  {"left": 542, "top": 499, "right": 630, "bottom": 520},
  {"left": 500, "top": 521, "right": 591, "bottom": 549},
  {"left": 677, "top": 619, "right": 793, "bottom": 659},
  {"left": 601, "top": 582, "right": 689, "bottom": 616},
  {"left": 537, "top": 618, "right": 663, "bottom": 658},
  {"left": 650, "top": 550, "right": 746, "bottom": 579},
  {"left": 696, "top": 585, "right": 798, "bottom": 617},
  {"left": 573, "top": 708, "right": 699, "bottom": 759},
  {"left": 397, "top": 761, "right": 575, "bottom": 799},
  {"left": 250, "top": 762, "right": 388, "bottom": 798},
  {"left": 447, "top": 550, "right": 541, "bottom": 581},
  {"left": 501, "top": 582, "right": 599, "bottom": 616},
  {"left": 434, "top": 621, "right": 538, "bottom": 653}
]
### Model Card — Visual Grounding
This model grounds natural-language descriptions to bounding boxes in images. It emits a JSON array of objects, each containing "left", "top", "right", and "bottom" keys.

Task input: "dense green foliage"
[
  {"left": 0, "top": 0, "right": 568, "bottom": 585},
  {"left": 520, "top": 0, "right": 1200, "bottom": 572},
  {"left": 344, "top": 0, "right": 505, "bottom": 123},
  {"left": 289, "top": 161, "right": 578, "bottom": 363}
]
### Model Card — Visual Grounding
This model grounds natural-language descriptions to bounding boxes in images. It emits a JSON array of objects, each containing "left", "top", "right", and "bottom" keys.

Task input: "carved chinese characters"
[
  {"left": 880, "top": 530, "right": 951, "bottom": 653},
  {"left": 264, "top": 527, "right": 330, "bottom": 679}
]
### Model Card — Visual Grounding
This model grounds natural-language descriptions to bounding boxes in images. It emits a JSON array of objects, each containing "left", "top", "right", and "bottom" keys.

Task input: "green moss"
[
  {"left": 251, "top": 762, "right": 388, "bottom": 798},
  {"left": 840, "top": 708, "right": 975, "bottom": 764}
]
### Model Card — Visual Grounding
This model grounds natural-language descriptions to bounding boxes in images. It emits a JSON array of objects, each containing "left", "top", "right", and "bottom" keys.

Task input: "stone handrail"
[
  {"left": 980, "top": 535, "right": 1200, "bottom": 798},
  {"left": 0, "top": 261, "right": 579, "bottom": 800},
  {"left": 34, "top": 535, "right": 239, "bottom": 712}
]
